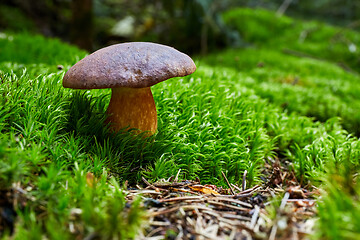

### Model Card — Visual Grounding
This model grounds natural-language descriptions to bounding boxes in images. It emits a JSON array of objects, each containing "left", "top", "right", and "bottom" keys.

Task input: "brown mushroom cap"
[{"left": 63, "top": 42, "right": 196, "bottom": 89}]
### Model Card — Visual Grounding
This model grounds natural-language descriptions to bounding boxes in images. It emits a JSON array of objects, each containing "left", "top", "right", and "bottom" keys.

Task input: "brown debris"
[
  {"left": 287, "top": 186, "right": 307, "bottom": 199},
  {"left": 128, "top": 175, "right": 317, "bottom": 240}
]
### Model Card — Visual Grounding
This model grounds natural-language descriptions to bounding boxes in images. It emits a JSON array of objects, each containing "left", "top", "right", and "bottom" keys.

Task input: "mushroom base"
[{"left": 106, "top": 87, "right": 157, "bottom": 134}]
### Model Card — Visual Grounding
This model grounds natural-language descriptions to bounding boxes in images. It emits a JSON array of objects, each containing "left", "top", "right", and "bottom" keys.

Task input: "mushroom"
[{"left": 63, "top": 42, "right": 196, "bottom": 134}]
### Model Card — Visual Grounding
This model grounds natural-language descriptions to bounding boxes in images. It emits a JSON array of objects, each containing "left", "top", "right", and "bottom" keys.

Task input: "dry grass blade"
[
  {"left": 222, "top": 171, "right": 235, "bottom": 195},
  {"left": 174, "top": 168, "right": 181, "bottom": 182},
  {"left": 159, "top": 196, "right": 203, "bottom": 203},
  {"left": 149, "top": 205, "right": 213, "bottom": 217},
  {"left": 207, "top": 196, "right": 253, "bottom": 208},
  {"left": 242, "top": 170, "right": 248, "bottom": 191},
  {"left": 206, "top": 200, "right": 251, "bottom": 212}
]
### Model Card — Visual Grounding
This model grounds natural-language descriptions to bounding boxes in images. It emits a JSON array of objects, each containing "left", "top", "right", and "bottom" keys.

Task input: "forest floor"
[{"left": 1, "top": 8, "right": 360, "bottom": 240}]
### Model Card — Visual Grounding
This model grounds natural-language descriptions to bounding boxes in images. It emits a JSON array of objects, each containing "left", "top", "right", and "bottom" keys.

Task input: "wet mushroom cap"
[{"left": 63, "top": 42, "right": 196, "bottom": 89}]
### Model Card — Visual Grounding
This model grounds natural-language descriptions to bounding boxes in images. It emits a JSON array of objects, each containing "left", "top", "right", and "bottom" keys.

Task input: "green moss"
[
  {"left": 203, "top": 15, "right": 360, "bottom": 135},
  {"left": 0, "top": 32, "right": 87, "bottom": 67},
  {"left": 223, "top": 8, "right": 360, "bottom": 73},
  {"left": 316, "top": 142, "right": 360, "bottom": 239},
  {"left": 223, "top": 8, "right": 293, "bottom": 44}
]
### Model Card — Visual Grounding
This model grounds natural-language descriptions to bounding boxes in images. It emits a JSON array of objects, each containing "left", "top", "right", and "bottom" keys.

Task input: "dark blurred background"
[{"left": 0, "top": 0, "right": 359, "bottom": 54}]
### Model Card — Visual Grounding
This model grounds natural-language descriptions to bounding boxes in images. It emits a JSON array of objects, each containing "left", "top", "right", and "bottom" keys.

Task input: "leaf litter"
[{"left": 128, "top": 162, "right": 318, "bottom": 240}]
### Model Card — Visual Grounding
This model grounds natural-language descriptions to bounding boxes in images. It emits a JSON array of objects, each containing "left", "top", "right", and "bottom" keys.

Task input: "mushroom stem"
[{"left": 106, "top": 87, "right": 157, "bottom": 134}]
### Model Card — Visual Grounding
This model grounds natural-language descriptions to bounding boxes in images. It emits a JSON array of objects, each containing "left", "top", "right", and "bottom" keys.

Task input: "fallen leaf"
[{"left": 188, "top": 185, "right": 219, "bottom": 195}]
